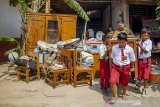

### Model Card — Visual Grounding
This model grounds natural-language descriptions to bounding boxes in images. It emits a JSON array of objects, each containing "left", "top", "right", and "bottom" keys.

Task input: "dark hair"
[
  {"left": 117, "top": 32, "right": 127, "bottom": 41},
  {"left": 141, "top": 27, "right": 151, "bottom": 35},
  {"left": 117, "top": 20, "right": 124, "bottom": 24},
  {"left": 106, "top": 26, "right": 114, "bottom": 34},
  {"left": 102, "top": 35, "right": 109, "bottom": 42}
]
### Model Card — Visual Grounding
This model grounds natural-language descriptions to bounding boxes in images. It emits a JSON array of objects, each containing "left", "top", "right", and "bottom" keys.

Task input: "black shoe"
[
  {"left": 134, "top": 80, "right": 141, "bottom": 90},
  {"left": 100, "top": 86, "right": 105, "bottom": 91},
  {"left": 104, "top": 90, "right": 109, "bottom": 96}
]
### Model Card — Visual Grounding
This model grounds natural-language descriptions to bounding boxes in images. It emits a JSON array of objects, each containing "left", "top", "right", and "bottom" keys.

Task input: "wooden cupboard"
[
  {"left": 108, "top": 38, "right": 138, "bottom": 78},
  {"left": 26, "top": 13, "right": 77, "bottom": 53}
]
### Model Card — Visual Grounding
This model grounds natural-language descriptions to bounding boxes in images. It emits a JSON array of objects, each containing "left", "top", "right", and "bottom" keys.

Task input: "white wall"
[{"left": 0, "top": 0, "right": 21, "bottom": 38}]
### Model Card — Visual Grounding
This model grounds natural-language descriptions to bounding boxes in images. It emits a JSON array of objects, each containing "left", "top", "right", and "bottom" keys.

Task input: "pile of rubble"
[{"left": 0, "top": 62, "right": 17, "bottom": 82}]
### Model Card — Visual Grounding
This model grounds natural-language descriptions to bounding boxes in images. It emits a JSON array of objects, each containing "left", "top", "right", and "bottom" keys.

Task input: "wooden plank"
[{"left": 128, "top": 0, "right": 155, "bottom": 5}]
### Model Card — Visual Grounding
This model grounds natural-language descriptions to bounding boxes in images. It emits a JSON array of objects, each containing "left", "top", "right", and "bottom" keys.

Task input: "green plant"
[
  {"left": 0, "top": 36, "right": 21, "bottom": 56},
  {"left": 64, "top": 0, "right": 90, "bottom": 21},
  {"left": 9, "top": 0, "right": 47, "bottom": 55},
  {"left": 156, "top": 0, "right": 160, "bottom": 20},
  {"left": 9, "top": 0, "right": 32, "bottom": 55}
]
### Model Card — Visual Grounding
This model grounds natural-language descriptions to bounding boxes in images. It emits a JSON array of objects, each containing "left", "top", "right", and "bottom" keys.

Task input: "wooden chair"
[
  {"left": 17, "top": 53, "right": 40, "bottom": 83},
  {"left": 73, "top": 50, "right": 93, "bottom": 87},
  {"left": 45, "top": 49, "right": 72, "bottom": 88}
]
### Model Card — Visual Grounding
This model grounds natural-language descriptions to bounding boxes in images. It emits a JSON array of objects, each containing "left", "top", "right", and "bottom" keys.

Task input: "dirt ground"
[{"left": 0, "top": 62, "right": 160, "bottom": 107}]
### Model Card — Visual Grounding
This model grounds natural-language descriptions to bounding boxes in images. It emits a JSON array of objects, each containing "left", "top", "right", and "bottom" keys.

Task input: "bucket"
[
  {"left": 149, "top": 74, "right": 159, "bottom": 84},
  {"left": 149, "top": 65, "right": 160, "bottom": 84}
]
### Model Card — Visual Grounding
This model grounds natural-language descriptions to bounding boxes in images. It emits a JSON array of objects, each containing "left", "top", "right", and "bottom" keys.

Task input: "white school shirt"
[
  {"left": 111, "top": 44, "right": 135, "bottom": 66},
  {"left": 138, "top": 39, "right": 152, "bottom": 59},
  {"left": 99, "top": 44, "right": 108, "bottom": 59}
]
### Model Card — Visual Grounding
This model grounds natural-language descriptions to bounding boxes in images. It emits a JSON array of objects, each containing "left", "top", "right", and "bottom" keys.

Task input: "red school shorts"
[
  {"left": 110, "top": 63, "right": 130, "bottom": 86},
  {"left": 100, "top": 59, "right": 110, "bottom": 89},
  {"left": 138, "top": 58, "right": 152, "bottom": 80}
]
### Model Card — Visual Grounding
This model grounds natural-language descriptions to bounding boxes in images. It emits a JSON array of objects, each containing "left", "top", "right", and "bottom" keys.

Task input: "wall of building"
[
  {"left": 111, "top": 0, "right": 129, "bottom": 29},
  {"left": 103, "top": 5, "right": 111, "bottom": 31},
  {"left": 0, "top": 0, "right": 21, "bottom": 38}
]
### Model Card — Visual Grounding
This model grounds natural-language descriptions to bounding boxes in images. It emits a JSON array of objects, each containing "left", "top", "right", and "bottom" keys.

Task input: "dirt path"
[{"left": 0, "top": 62, "right": 160, "bottom": 107}]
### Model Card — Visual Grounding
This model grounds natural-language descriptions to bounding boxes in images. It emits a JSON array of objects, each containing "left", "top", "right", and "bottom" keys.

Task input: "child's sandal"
[
  {"left": 122, "top": 95, "right": 128, "bottom": 100},
  {"left": 106, "top": 97, "right": 118, "bottom": 104}
]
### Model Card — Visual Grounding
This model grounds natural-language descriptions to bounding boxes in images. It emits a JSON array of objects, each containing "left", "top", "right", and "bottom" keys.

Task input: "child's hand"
[
  {"left": 137, "top": 42, "right": 140, "bottom": 46},
  {"left": 130, "top": 68, "right": 135, "bottom": 72},
  {"left": 129, "top": 72, "right": 131, "bottom": 76},
  {"left": 107, "top": 47, "right": 111, "bottom": 52}
]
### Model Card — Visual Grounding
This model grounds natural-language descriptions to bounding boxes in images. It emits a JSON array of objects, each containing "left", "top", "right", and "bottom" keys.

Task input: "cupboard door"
[
  {"left": 27, "top": 16, "right": 46, "bottom": 51},
  {"left": 58, "top": 17, "right": 76, "bottom": 41},
  {"left": 108, "top": 38, "right": 138, "bottom": 78},
  {"left": 47, "top": 20, "right": 58, "bottom": 43}
]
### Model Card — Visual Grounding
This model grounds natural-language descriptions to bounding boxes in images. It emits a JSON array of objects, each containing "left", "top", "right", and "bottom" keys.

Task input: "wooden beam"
[
  {"left": 76, "top": 0, "right": 116, "bottom": 2},
  {"left": 128, "top": 0, "right": 156, "bottom": 5}
]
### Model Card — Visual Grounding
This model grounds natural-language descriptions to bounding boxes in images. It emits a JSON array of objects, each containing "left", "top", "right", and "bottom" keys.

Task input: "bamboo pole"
[
  {"left": 45, "top": 0, "right": 50, "bottom": 13},
  {"left": 82, "top": 21, "right": 88, "bottom": 50}
]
